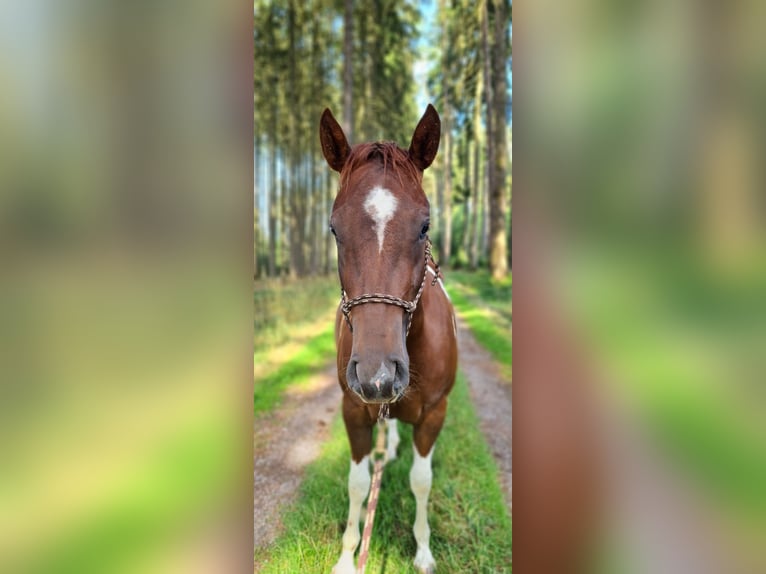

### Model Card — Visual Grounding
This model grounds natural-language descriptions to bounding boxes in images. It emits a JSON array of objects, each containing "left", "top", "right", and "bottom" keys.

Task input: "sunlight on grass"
[
  {"left": 254, "top": 276, "right": 339, "bottom": 350},
  {"left": 254, "top": 310, "right": 337, "bottom": 381},
  {"left": 253, "top": 321, "right": 337, "bottom": 415}
]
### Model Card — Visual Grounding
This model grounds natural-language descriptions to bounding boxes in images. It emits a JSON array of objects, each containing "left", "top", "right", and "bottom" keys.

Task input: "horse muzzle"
[{"left": 346, "top": 355, "right": 409, "bottom": 404}]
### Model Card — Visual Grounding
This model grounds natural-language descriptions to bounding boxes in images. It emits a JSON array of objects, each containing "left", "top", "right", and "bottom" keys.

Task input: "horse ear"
[
  {"left": 408, "top": 104, "right": 441, "bottom": 171},
  {"left": 320, "top": 108, "right": 350, "bottom": 172}
]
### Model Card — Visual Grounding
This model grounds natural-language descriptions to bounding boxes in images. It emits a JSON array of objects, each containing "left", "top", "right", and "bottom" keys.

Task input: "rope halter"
[{"left": 340, "top": 238, "right": 440, "bottom": 337}]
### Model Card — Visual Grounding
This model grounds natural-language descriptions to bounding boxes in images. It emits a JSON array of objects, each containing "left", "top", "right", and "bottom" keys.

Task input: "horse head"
[{"left": 320, "top": 105, "right": 441, "bottom": 404}]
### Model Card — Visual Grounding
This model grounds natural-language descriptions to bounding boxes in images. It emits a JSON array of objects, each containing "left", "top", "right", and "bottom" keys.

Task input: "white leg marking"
[
  {"left": 364, "top": 186, "right": 398, "bottom": 253},
  {"left": 386, "top": 419, "right": 400, "bottom": 461},
  {"left": 410, "top": 446, "right": 436, "bottom": 573},
  {"left": 333, "top": 456, "right": 370, "bottom": 574}
]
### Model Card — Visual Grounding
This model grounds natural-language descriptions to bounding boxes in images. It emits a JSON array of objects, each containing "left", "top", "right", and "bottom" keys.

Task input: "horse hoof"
[
  {"left": 414, "top": 548, "right": 436, "bottom": 573},
  {"left": 331, "top": 555, "right": 356, "bottom": 574}
]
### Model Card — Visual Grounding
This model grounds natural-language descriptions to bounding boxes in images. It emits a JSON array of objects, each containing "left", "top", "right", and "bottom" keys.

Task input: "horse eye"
[
  {"left": 419, "top": 222, "right": 430, "bottom": 239},
  {"left": 329, "top": 223, "right": 337, "bottom": 237}
]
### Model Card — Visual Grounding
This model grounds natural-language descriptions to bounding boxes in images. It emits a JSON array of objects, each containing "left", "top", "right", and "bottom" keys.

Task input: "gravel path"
[{"left": 254, "top": 319, "right": 513, "bottom": 552}]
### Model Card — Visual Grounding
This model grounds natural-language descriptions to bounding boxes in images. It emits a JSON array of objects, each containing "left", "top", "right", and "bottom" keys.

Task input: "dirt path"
[
  {"left": 455, "top": 316, "right": 513, "bottom": 508},
  {"left": 253, "top": 362, "right": 340, "bottom": 552},
  {"left": 254, "top": 319, "right": 513, "bottom": 551}
]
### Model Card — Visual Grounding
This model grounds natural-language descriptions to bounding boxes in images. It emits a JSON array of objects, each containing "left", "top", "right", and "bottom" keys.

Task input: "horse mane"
[{"left": 339, "top": 142, "right": 423, "bottom": 197}]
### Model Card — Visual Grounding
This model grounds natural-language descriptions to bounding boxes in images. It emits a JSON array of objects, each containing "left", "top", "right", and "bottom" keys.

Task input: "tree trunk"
[
  {"left": 280, "top": 153, "right": 290, "bottom": 277},
  {"left": 343, "top": 0, "right": 354, "bottom": 140},
  {"left": 443, "top": 122, "right": 453, "bottom": 265},
  {"left": 438, "top": 0, "right": 452, "bottom": 266},
  {"left": 489, "top": 0, "right": 509, "bottom": 280},
  {"left": 481, "top": 152, "right": 490, "bottom": 259},
  {"left": 470, "top": 70, "right": 484, "bottom": 269},
  {"left": 462, "top": 135, "right": 472, "bottom": 262},
  {"left": 254, "top": 136, "right": 261, "bottom": 278},
  {"left": 309, "top": 151, "right": 319, "bottom": 275},
  {"left": 268, "top": 118, "right": 277, "bottom": 277},
  {"left": 324, "top": 169, "right": 334, "bottom": 275},
  {"left": 480, "top": 0, "right": 495, "bottom": 271}
]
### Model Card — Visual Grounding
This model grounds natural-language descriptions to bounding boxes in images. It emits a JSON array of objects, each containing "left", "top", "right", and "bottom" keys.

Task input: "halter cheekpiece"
[{"left": 340, "top": 237, "right": 440, "bottom": 336}]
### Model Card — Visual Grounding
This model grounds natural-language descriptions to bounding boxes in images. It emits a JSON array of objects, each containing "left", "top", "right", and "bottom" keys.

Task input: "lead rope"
[{"left": 356, "top": 409, "right": 389, "bottom": 574}]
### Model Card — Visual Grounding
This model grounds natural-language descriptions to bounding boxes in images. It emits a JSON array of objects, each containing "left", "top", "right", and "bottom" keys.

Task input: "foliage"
[
  {"left": 254, "top": 1, "right": 512, "bottom": 279},
  {"left": 254, "top": 0, "right": 423, "bottom": 278},
  {"left": 254, "top": 372, "right": 512, "bottom": 572},
  {"left": 427, "top": 0, "right": 512, "bottom": 277}
]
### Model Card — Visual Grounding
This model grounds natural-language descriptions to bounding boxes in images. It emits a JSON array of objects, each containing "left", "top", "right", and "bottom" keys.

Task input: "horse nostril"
[
  {"left": 346, "top": 359, "right": 362, "bottom": 393},
  {"left": 392, "top": 377, "right": 408, "bottom": 395}
]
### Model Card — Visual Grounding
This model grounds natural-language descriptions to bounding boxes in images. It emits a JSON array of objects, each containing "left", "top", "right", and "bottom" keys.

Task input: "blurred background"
[
  {"left": 515, "top": 0, "right": 766, "bottom": 572},
  {"left": 0, "top": 1, "right": 253, "bottom": 573}
]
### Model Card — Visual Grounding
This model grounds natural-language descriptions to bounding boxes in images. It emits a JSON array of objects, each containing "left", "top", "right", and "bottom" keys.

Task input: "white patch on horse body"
[
  {"left": 364, "top": 186, "right": 398, "bottom": 253},
  {"left": 427, "top": 265, "right": 450, "bottom": 301},
  {"left": 410, "top": 446, "right": 436, "bottom": 573},
  {"left": 426, "top": 266, "right": 456, "bottom": 340},
  {"left": 386, "top": 418, "right": 400, "bottom": 461},
  {"left": 333, "top": 456, "right": 371, "bottom": 574}
]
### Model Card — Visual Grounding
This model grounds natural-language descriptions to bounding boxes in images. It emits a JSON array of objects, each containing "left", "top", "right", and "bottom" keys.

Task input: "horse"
[{"left": 319, "top": 104, "right": 458, "bottom": 574}]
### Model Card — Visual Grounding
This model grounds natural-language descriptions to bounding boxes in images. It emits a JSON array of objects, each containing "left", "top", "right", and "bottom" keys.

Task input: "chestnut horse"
[{"left": 319, "top": 105, "right": 458, "bottom": 574}]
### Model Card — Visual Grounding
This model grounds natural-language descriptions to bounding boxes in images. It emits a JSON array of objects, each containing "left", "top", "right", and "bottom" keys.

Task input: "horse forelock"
[{"left": 337, "top": 142, "right": 424, "bottom": 205}]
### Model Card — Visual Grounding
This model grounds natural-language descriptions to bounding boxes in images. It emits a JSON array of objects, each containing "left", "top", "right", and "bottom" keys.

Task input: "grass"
[
  {"left": 255, "top": 371, "right": 512, "bottom": 573},
  {"left": 447, "top": 270, "right": 512, "bottom": 379},
  {"left": 254, "top": 275, "right": 339, "bottom": 415},
  {"left": 254, "top": 275, "right": 339, "bottom": 349},
  {"left": 253, "top": 320, "right": 336, "bottom": 415}
]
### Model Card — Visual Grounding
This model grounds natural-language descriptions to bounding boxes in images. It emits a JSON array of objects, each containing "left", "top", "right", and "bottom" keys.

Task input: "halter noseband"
[{"left": 340, "top": 238, "right": 440, "bottom": 337}]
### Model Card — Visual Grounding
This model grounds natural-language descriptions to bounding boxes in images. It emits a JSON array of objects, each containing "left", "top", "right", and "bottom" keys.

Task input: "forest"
[{"left": 254, "top": 0, "right": 511, "bottom": 280}]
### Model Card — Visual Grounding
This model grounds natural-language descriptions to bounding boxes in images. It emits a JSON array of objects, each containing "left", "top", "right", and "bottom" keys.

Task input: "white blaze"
[{"left": 364, "top": 186, "right": 398, "bottom": 253}]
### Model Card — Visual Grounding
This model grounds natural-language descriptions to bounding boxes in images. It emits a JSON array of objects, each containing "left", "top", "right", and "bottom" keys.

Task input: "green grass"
[
  {"left": 255, "top": 372, "right": 512, "bottom": 573},
  {"left": 254, "top": 275, "right": 338, "bottom": 349},
  {"left": 254, "top": 275, "right": 340, "bottom": 415},
  {"left": 447, "top": 270, "right": 512, "bottom": 377},
  {"left": 253, "top": 320, "right": 336, "bottom": 415}
]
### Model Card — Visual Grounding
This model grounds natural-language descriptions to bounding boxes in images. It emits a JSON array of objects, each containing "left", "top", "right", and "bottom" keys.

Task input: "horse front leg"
[
  {"left": 410, "top": 445, "right": 435, "bottom": 573},
  {"left": 410, "top": 399, "right": 447, "bottom": 574},
  {"left": 332, "top": 456, "right": 371, "bottom": 574},
  {"left": 333, "top": 403, "right": 373, "bottom": 574}
]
